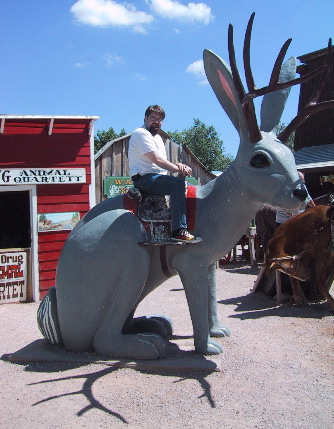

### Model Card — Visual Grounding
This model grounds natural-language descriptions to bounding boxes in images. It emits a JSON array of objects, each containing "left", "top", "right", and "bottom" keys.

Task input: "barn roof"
[
  {"left": 294, "top": 143, "right": 334, "bottom": 172},
  {"left": 0, "top": 115, "right": 99, "bottom": 135}
]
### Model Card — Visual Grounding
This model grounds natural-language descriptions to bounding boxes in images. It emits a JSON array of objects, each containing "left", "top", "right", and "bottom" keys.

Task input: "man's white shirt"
[{"left": 128, "top": 126, "right": 168, "bottom": 177}]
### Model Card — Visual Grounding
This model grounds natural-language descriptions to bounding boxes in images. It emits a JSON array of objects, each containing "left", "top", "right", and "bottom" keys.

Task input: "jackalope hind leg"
[
  {"left": 57, "top": 210, "right": 168, "bottom": 359},
  {"left": 208, "top": 263, "right": 231, "bottom": 337},
  {"left": 92, "top": 266, "right": 169, "bottom": 359},
  {"left": 93, "top": 332, "right": 168, "bottom": 360}
]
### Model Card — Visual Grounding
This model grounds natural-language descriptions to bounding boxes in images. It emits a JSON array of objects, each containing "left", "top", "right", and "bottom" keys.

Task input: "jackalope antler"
[{"left": 229, "top": 12, "right": 334, "bottom": 143}]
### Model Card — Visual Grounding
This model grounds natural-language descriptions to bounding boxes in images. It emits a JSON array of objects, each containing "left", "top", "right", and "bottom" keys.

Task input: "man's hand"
[
  {"left": 144, "top": 151, "right": 192, "bottom": 176},
  {"left": 176, "top": 163, "right": 192, "bottom": 177}
]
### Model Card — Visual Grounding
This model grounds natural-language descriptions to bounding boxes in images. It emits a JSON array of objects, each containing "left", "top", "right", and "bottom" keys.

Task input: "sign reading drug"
[{"left": 0, "top": 251, "right": 27, "bottom": 303}]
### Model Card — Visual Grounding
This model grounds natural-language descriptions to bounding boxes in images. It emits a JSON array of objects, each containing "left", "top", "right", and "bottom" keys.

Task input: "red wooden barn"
[{"left": 0, "top": 115, "right": 99, "bottom": 303}]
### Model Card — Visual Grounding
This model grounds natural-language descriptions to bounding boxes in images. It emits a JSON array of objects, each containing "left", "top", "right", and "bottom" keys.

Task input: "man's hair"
[{"left": 145, "top": 105, "right": 165, "bottom": 119}]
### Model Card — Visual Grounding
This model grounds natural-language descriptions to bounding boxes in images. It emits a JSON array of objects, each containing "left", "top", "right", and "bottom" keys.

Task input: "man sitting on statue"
[{"left": 128, "top": 104, "right": 201, "bottom": 243}]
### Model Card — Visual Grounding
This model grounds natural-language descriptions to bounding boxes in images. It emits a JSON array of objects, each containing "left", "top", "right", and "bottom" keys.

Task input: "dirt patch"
[{"left": 1, "top": 264, "right": 333, "bottom": 428}]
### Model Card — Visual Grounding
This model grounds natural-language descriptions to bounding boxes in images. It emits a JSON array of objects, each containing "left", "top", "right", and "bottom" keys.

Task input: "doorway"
[{"left": 0, "top": 191, "right": 31, "bottom": 249}]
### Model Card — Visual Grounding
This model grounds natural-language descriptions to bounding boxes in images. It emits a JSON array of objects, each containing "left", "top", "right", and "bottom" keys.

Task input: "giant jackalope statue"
[{"left": 38, "top": 13, "right": 334, "bottom": 359}]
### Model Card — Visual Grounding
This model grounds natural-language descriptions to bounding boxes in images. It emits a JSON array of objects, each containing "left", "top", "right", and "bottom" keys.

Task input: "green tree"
[
  {"left": 168, "top": 118, "right": 233, "bottom": 172},
  {"left": 276, "top": 122, "right": 295, "bottom": 152},
  {"left": 94, "top": 127, "right": 127, "bottom": 153}
]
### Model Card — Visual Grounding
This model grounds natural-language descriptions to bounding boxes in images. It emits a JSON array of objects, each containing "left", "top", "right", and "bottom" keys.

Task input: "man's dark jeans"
[{"left": 134, "top": 173, "right": 187, "bottom": 231}]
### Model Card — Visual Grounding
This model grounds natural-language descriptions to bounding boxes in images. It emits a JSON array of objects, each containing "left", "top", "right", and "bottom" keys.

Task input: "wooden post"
[{"left": 276, "top": 271, "right": 282, "bottom": 305}]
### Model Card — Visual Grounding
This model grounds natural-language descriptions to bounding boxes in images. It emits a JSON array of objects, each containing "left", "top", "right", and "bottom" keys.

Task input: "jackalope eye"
[{"left": 250, "top": 153, "right": 270, "bottom": 168}]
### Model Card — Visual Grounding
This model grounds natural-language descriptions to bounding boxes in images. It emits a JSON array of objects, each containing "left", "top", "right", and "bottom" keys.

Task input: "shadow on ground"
[
  {"left": 1, "top": 339, "right": 219, "bottom": 423},
  {"left": 219, "top": 291, "right": 333, "bottom": 320}
]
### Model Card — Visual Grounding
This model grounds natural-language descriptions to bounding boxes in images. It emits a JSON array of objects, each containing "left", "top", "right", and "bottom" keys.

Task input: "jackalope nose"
[{"left": 293, "top": 186, "right": 308, "bottom": 201}]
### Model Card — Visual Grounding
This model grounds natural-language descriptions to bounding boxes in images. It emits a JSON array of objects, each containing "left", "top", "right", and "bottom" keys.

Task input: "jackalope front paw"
[
  {"left": 195, "top": 338, "right": 224, "bottom": 355},
  {"left": 210, "top": 324, "right": 231, "bottom": 337}
]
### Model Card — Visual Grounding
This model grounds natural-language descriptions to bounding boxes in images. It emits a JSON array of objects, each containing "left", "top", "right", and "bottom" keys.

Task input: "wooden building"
[
  {"left": 0, "top": 115, "right": 98, "bottom": 303},
  {"left": 294, "top": 45, "right": 334, "bottom": 197},
  {"left": 94, "top": 130, "right": 216, "bottom": 203}
]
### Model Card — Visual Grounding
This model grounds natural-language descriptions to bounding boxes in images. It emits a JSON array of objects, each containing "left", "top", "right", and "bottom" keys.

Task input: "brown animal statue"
[{"left": 265, "top": 205, "right": 334, "bottom": 310}]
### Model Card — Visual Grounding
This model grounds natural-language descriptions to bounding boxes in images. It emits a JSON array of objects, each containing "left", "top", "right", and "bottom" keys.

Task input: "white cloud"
[
  {"left": 103, "top": 52, "right": 124, "bottom": 68},
  {"left": 147, "top": 0, "right": 214, "bottom": 24},
  {"left": 74, "top": 61, "right": 92, "bottom": 68},
  {"left": 186, "top": 59, "right": 208, "bottom": 84},
  {"left": 71, "top": 0, "right": 154, "bottom": 33},
  {"left": 133, "top": 73, "right": 148, "bottom": 81}
]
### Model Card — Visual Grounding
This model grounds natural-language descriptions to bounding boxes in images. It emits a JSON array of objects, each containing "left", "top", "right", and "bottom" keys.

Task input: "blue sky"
[{"left": 1, "top": 0, "right": 332, "bottom": 157}]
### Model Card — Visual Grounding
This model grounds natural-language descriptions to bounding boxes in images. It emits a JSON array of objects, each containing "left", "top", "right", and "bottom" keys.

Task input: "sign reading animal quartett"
[
  {"left": 0, "top": 168, "right": 86, "bottom": 185},
  {"left": 0, "top": 251, "right": 27, "bottom": 303}
]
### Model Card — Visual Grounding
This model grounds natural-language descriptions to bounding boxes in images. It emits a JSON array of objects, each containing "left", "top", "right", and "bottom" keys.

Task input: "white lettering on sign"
[
  {"left": 0, "top": 251, "right": 27, "bottom": 303},
  {"left": 0, "top": 168, "right": 86, "bottom": 185}
]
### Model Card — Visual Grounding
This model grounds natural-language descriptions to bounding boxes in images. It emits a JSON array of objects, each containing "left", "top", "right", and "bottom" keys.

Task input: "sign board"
[
  {"left": 0, "top": 250, "right": 27, "bottom": 303},
  {"left": 38, "top": 212, "right": 80, "bottom": 232},
  {"left": 104, "top": 177, "right": 133, "bottom": 198},
  {"left": 0, "top": 168, "right": 86, "bottom": 185},
  {"left": 104, "top": 176, "right": 198, "bottom": 198}
]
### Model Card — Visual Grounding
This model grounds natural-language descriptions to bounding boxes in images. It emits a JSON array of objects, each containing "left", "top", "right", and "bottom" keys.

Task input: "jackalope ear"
[
  {"left": 260, "top": 57, "right": 297, "bottom": 133},
  {"left": 203, "top": 49, "right": 245, "bottom": 134}
]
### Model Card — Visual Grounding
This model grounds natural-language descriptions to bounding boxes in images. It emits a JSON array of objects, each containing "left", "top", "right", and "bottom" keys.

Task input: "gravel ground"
[{"left": 1, "top": 263, "right": 333, "bottom": 429}]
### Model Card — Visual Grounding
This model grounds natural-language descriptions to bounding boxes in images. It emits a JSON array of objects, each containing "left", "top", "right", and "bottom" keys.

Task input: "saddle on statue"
[{"left": 123, "top": 186, "right": 197, "bottom": 245}]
